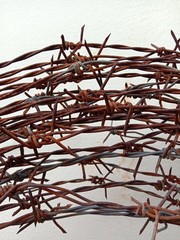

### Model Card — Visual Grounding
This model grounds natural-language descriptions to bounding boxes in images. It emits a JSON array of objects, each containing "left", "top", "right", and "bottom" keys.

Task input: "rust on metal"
[{"left": 0, "top": 28, "right": 179, "bottom": 239}]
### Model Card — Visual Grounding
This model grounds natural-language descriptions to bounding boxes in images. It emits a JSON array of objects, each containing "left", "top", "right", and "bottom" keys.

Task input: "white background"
[{"left": 0, "top": 0, "right": 180, "bottom": 239}]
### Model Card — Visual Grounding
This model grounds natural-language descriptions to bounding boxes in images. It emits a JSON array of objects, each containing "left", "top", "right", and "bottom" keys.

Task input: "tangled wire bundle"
[{"left": 0, "top": 27, "right": 179, "bottom": 239}]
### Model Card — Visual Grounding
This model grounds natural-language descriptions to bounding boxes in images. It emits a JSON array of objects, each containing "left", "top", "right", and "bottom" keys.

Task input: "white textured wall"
[{"left": 0, "top": 0, "right": 180, "bottom": 239}]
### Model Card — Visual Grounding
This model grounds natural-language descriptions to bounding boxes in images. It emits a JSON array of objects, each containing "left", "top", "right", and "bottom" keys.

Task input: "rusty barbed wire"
[{"left": 0, "top": 27, "right": 179, "bottom": 239}]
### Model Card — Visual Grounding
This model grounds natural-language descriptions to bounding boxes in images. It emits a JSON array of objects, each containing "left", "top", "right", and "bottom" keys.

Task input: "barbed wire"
[{"left": 0, "top": 26, "right": 179, "bottom": 239}]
